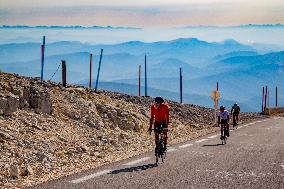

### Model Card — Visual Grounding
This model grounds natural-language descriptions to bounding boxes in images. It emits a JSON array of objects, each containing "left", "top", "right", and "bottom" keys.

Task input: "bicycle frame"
[
  {"left": 220, "top": 122, "right": 228, "bottom": 144},
  {"left": 151, "top": 128, "right": 167, "bottom": 164}
]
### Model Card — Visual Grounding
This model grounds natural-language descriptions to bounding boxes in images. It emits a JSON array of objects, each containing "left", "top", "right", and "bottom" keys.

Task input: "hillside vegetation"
[{"left": 0, "top": 72, "right": 265, "bottom": 188}]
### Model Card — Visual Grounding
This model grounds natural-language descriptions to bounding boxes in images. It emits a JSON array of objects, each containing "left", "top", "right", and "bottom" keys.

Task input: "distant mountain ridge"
[
  {"left": 0, "top": 25, "right": 141, "bottom": 30},
  {"left": 180, "top": 24, "right": 284, "bottom": 29},
  {"left": 1, "top": 37, "right": 283, "bottom": 112},
  {"left": 2, "top": 24, "right": 284, "bottom": 30}
]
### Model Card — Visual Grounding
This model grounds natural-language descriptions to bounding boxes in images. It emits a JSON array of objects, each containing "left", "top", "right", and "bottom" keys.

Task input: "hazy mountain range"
[
  {"left": 0, "top": 37, "right": 283, "bottom": 112},
  {"left": 2, "top": 24, "right": 284, "bottom": 29},
  {"left": 0, "top": 25, "right": 141, "bottom": 30}
]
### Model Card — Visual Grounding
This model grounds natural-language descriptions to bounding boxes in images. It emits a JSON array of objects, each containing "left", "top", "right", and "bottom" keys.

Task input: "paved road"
[{"left": 29, "top": 117, "right": 284, "bottom": 189}]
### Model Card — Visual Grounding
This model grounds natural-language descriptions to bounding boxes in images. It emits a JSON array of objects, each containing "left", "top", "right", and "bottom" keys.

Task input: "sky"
[{"left": 0, "top": 0, "right": 284, "bottom": 27}]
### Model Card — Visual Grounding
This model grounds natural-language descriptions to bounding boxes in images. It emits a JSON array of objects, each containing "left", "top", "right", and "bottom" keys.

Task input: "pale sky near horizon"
[{"left": 0, "top": 0, "right": 284, "bottom": 27}]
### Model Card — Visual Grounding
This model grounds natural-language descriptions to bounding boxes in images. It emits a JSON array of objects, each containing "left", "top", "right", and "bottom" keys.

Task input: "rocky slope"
[{"left": 0, "top": 72, "right": 266, "bottom": 189}]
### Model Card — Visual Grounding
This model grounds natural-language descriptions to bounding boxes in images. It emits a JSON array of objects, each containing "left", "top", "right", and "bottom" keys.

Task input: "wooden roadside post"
[
  {"left": 41, "top": 36, "right": 45, "bottom": 81},
  {"left": 61, "top": 60, "right": 66, "bottom": 87},
  {"left": 180, "top": 67, "right": 183, "bottom": 104},
  {"left": 89, "top": 53, "right": 92, "bottom": 88},
  {"left": 211, "top": 83, "right": 221, "bottom": 126},
  {"left": 138, "top": 65, "right": 141, "bottom": 96}
]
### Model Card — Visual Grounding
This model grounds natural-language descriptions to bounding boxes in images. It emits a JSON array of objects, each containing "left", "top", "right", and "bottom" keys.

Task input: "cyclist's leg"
[
  {"left": 220, "top": 121, "right": 224, "bottom": 139},
  {"left": 162, "top": 123, "right": 168, "bottom": 150},
  {"left": 236, "top": 113, "right": 239, "bottom": 123},
  {"left": 226, "top": 120, "right": 230, "bottom": 137},
  {"left": 154, "top": 123, "right": 160, "bottom": 149}
]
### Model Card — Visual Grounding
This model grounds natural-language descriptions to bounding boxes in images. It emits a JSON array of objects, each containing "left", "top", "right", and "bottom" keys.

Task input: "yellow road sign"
[{"left": 211, "top": 90, "right": 220, "bottom": 101}]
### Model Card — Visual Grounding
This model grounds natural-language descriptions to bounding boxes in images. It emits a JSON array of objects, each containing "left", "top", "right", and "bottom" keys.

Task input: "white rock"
[
  {"left": 80, "top": 145, "right": 89, "bottom": 152},
  {"left": 22, "top": 164, "right": 33, "bottom": 176},
  {"left": 9, "top": 164, "right": 20, "bottom": 178}
]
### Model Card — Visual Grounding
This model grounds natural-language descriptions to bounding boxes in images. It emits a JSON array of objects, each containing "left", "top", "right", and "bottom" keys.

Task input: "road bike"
[
  {"left": 232, "top": 114, "right": 238, "bottom": 129},
  {"left": 220, "top": 121, "right": 229, "bottom": 145},
  {"left": 151, "top": 128, "right": 167, "bottom": 164}
]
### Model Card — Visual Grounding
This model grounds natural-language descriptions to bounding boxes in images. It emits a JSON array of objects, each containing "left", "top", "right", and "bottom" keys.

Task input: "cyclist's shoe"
[
  {"left": 220, "top": 136, "right": 223, "bottom": 140},
  {"left": 163, "top": 147, "right": 167, "bottom": 152},
  {"left": 163, "top": 144, "right": 167, "bottom": 152}
]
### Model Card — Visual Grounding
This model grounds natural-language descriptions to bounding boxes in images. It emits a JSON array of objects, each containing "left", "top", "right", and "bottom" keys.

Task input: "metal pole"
[
  {"left": 89, "top": 53, "right": 92, "bottom": 88},
  {"left": 145, "top": 55, "right": 147, "bottom": 96},
  {"left": 95, "top": 49, "right": 103, "bottom": 92},
  {"left": 41, "top": 36, "right": 45, "bottom": 81},
  {"left": 61, "top": 60, "right": 66, "bottom": 87},
  {"left": 264, "top": 85, "right": 268, "bottom": 110},
  {"left": 262, "top": 86, "right": 265, "bottom": 112},
  {"left": 217, "top": 81, "right": 219, "bottom": 91},
  {"left": 138, "top": 65, "right": 141, "bottom": 96},
  {"left": 180, "top": 67, "right": 183, "bottom": 103},
  {"left": 276, "top": 86, "right": 278, "bottom": 107},
  {"left": 268, "top": 89, "right": 270, "bottom": 115}
]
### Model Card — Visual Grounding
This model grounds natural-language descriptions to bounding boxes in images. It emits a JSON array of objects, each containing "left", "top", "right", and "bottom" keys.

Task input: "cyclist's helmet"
[
  {"left": 234, "top": 103, "right": 238, "bottom": 106},
  {"left": 220, "top": 105, "right": 225, "bottom": 110},
  {"left": 155, "top": 96, "right": 164, "bottom": 103}
]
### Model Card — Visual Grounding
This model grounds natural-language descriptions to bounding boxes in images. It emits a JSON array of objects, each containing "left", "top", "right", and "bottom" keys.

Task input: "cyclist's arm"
[
  {"left": 149, "top": 106, "right": 154, "bottom": 130},
  {"left": 166, "top": 106, "right": 169, "bottom": 126},
  {"left": 150, "top": 117, "right": 154, "bottom": 130}
]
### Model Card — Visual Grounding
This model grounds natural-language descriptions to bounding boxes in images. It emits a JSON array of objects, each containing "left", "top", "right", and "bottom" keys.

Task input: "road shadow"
[
  {"left": 108, "top": 163, "right": 157, "bottom": 175},
  {"left": 202, "top": 144, "right": 223, "bottom": 147}
]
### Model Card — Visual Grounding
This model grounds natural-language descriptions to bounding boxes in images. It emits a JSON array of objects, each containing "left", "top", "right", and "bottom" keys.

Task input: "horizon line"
[{"left": 1, "top": 23, "right": 284, "bottom": 30}]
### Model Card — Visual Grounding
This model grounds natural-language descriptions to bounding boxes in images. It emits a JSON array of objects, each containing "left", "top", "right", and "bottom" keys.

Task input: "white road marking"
[
  {"left": 70, "top": 169, "right": 112, "bottom": 184},
  {"left": 123, "top": 157, "right": 150, "bottom": 166},
  {"left": 195, "top": 139, "right": 208, "bottom": 143},
  {"left": 208, "top": 135, "right": 218, "bottom": 139},
  {"left": 238, "top": 126, "right": 243, "bottom": 129},
  {"left": 167, "top": 147, "right": 177, "bottom": 152},
  {"left": 70, "top": 118, "right": 277, "bottom": 185},
  {"left": 280, "top": 163, "right": 284, "bottom": 169},
  {"left": 179, "top": 143, "right": 193, "bottom": 148}
]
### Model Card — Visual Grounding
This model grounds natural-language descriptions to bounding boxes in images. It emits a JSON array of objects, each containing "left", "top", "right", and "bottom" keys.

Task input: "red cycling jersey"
[{"left": 150, "top": 103, "right": 169, "bottom": 123}]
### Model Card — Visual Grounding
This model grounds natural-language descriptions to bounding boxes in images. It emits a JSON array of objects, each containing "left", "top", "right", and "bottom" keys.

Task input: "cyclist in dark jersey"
[
  {"left": 231, "top": 103, "right": 240, "bottom": 125},
  {"left": 148, "top": 97, "right": 169, "bottom": 151}
]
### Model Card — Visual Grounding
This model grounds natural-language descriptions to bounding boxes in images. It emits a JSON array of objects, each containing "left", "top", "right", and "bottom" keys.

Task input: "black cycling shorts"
[
  {"left": 154, "top": 122, "right": 168, "bottom": 133},
  {"left": 220, "top": 119, "right": 228, "bottom": 125}
]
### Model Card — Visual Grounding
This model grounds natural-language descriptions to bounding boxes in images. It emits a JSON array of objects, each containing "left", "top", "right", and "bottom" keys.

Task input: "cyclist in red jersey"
[{"left": 148, "top": 96, "right": 169, "bottom": 151}]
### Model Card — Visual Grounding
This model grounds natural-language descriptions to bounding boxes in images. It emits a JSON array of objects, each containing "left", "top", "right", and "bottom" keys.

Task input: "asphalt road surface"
[{"left": 29, "top": 117, "right": 284, "bottom": 189}]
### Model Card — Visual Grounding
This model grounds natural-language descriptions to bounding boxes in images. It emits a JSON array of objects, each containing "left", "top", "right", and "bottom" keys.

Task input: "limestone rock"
[
  {"left": 21, "top": 164, "right": 33, "bottom": 176},
  {"left": 0, "top": 93, "right": 19, "bottom": 115},
  {"left": 9, "top": 164, "right": 20, "bottom": 178},
  {"left": 29, "top": 91, "right": 52, "bottom": 114},
  {"left": 37, "top": 153, "right": 51, "bottom": 162},
  {"left": 87, "top": 119, "right": 104, "bottom": 130}
]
